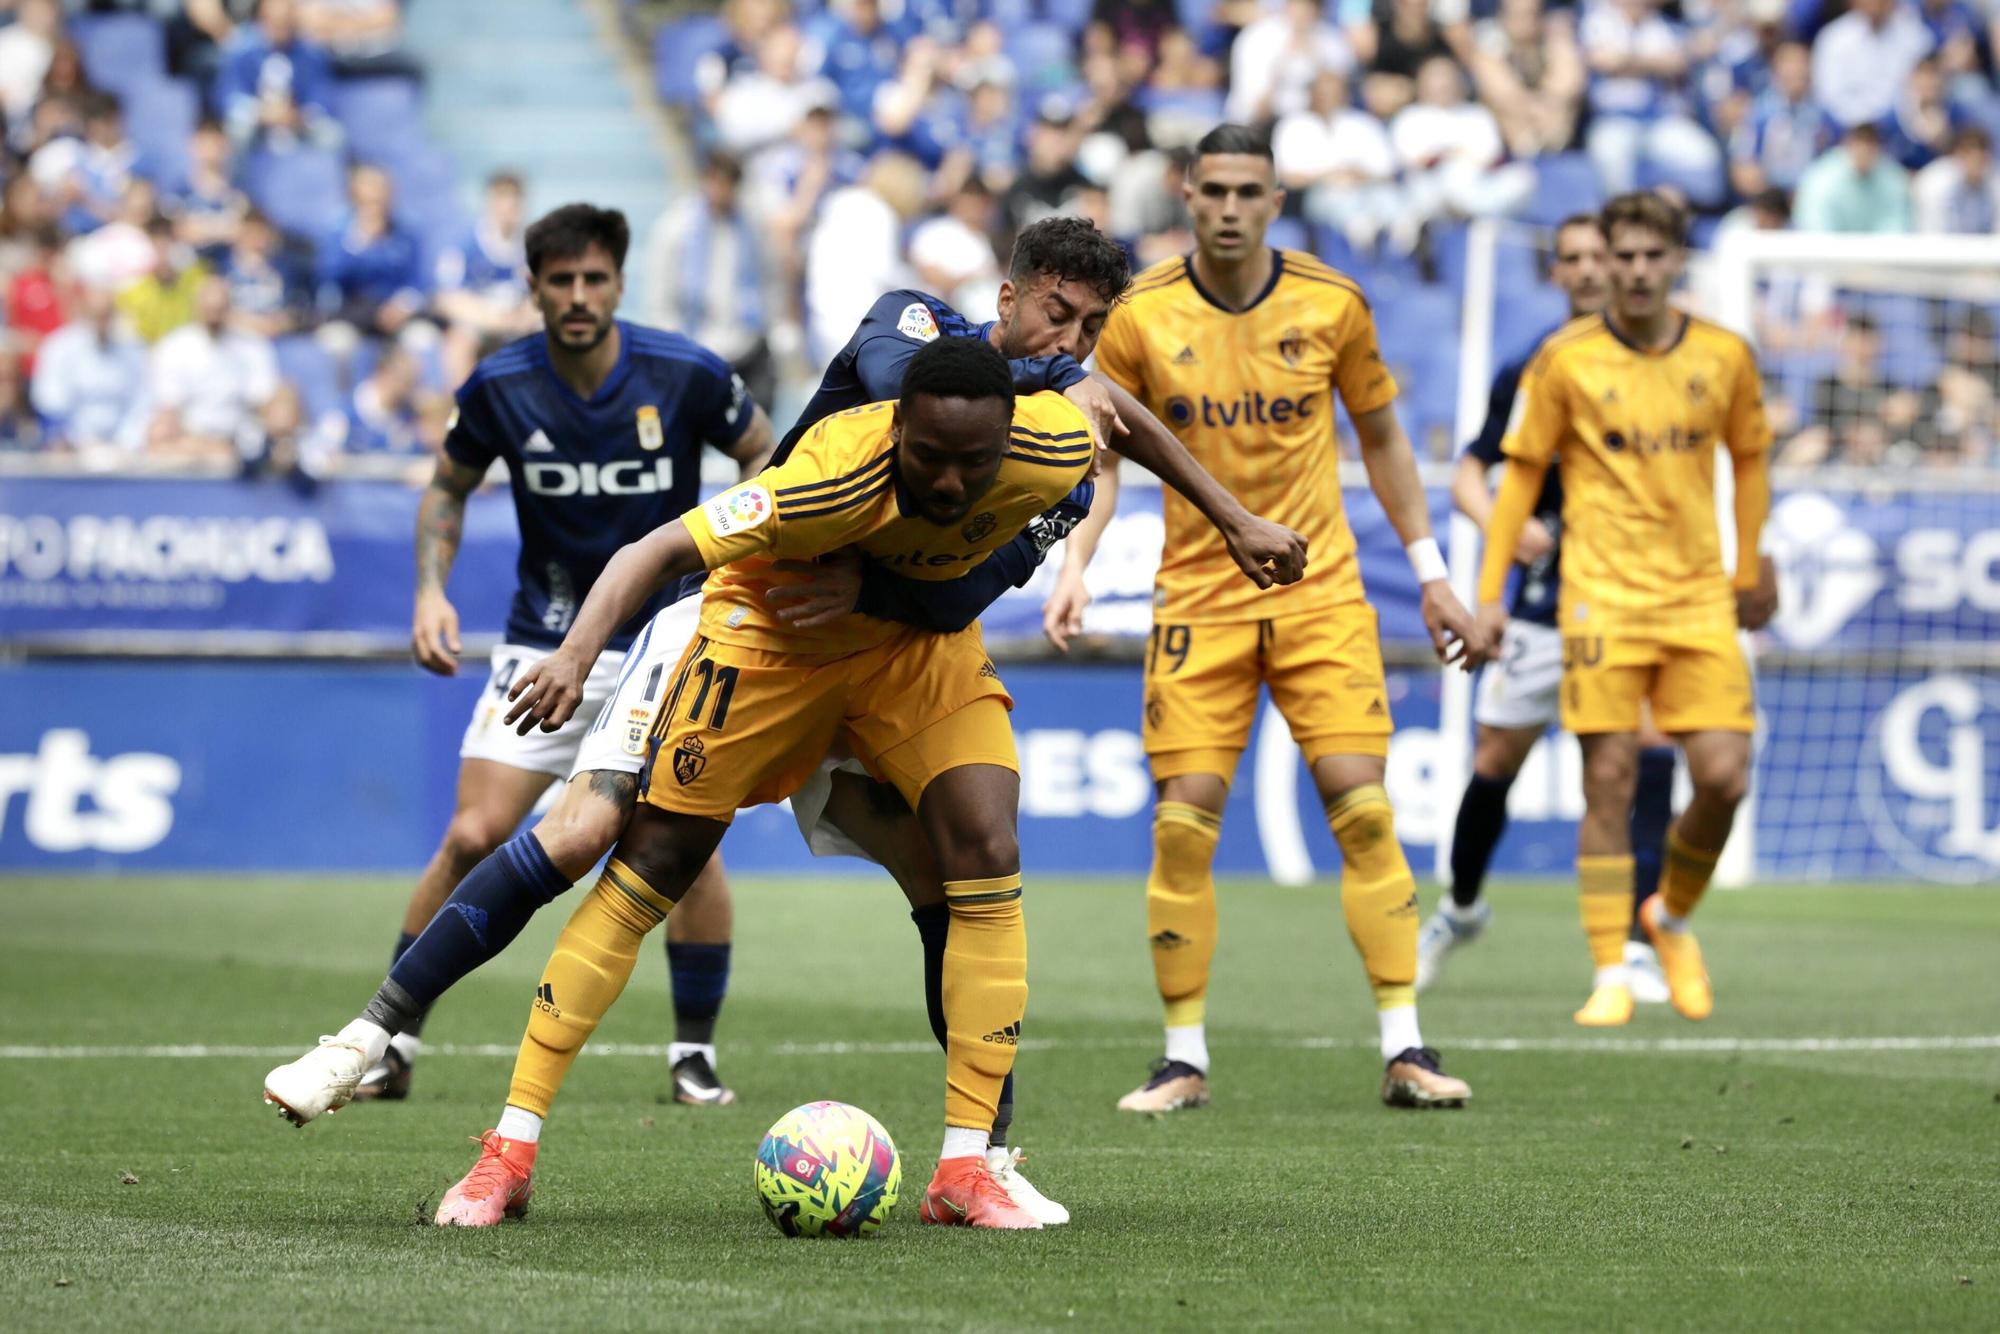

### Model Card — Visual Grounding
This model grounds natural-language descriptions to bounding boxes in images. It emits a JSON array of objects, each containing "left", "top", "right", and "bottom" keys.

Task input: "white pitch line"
[{"left": 1, "top": 1035, "right": 1995, "bottom": 1060}]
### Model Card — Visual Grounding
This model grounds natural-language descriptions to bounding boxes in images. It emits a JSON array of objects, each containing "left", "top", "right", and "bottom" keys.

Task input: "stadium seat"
[
  {"left": 276, "top": 335, "right": 342, "bottom": 422},
  {"left": 69, "top": 14, "right": 165, "bottom": 101},
  {"left": 1004, "top": 22, "right": 1077, "bottom": 92},
  {"left": 241, "top": 147, "right": 348, "bottom": 239},
  {"left": 1523, "top": 153, "right": 1604, "bottom": 227},
  {"left": 1041, "top": 0, "right": 1095, "bottom": 34},
  {"left": 1265, "top": 216, "right": 1308, "bottom": 254},
  {"left": 1376, "top": 285, "right": 1459, "bottom": 369},
  {"left": 653, "top": 14, "right": 730, "bottom": 109},
  {"left": 387, "top": 144, "right": 468, "bottom": 236},
  {"left": 125, "top": 78, "right": 200, "bottom": 195},
  {"left": 1172, "top": 0, "right": 1229, "bottom": 55},
  {"left": 1491, "top": 284, "right": 1571, "bottom": 367},
  {"left": 333, "top": 78, "right": 424, "bottom": 164}
]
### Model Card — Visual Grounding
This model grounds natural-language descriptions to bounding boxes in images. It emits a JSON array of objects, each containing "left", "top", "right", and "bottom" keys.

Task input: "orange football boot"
[
  {"left": 434, "top": 1131, "right": 536, "bottom": 1227},
  {"left": 919, "top": 1155, "right": 1042, "bottom": 1230}
]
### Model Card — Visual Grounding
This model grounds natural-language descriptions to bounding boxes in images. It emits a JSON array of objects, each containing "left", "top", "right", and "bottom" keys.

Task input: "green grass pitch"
[{"left": 4, "top": 875, "right": 1996, "bottom": 1331}]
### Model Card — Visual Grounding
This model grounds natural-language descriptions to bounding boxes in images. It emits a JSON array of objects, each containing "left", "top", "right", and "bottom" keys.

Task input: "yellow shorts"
[
  {"left": 639, "top": 626, "right": 1015, "bottom": 820},
  {"left": 1559, "top": 627, "right": 1755, "bottom": 736},
  {"left": 1143, "top": 603, "right": 1392, "bottom": 782}
]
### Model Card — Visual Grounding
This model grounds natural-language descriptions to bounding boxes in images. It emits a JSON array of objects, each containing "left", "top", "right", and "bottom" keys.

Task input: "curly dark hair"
[
  {"left": 899, "top": 335, "right": 1015, "bottom": 407},
  {"left": 525, "top": 203, "right": 631, "bottom": 276},
  {"left": 1007, "top": 215, "right": 1132, "bottom": 305}
]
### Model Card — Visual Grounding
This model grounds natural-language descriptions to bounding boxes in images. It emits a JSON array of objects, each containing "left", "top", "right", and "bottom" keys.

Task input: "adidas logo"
[
  {"left": 1172, "top": 346, "right": 1198, "bottom": 366},
  {"left": 523, "top": 428, "right": 556, "bottom": 453},
  {"left": 981, "top": 1021, "right": 1021, "bottom": 1045},
  {"left": 450, "top": 902, "right": 490, "bottom": 947},
  {"left": 1391, "top": 892, "right": 1419, "bottom": 919},
  {"left": 1150, "top": 929, "right": 1190, "bottom": 950},
  {"left": 1365, "top": 697, "right": 1385, "bottom": 716},
  {"left": 533, "top": 981, "right": 561, "bottom": 1018}
]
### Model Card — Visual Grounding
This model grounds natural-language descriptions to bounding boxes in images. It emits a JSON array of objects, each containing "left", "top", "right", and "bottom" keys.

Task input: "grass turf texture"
[{"left": 3, "top": 876, "right": 1996, "bottom": 1332}]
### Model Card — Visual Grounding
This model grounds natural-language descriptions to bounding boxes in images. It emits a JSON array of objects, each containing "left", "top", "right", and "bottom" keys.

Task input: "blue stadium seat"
[
  {"left": 1376, "top": 285, "right": 1459, "bottom": 367},
  {"left": 126, "top": 78, "right": 199, "bottom": 195},
  {"left": 276, "top": 335, "right": 342, "bottom": 421},
  {"left": 1491, "top": 284, "right": 1571, "bottom": 367},
  {"left": 241, "top": 147, "right": 347, "bottom": 239},
  {"left": 70, "top": 14, "right": 165, "bottom": 101},
  {"left": 1523, "top": 153, "right": 1604, "bottom": 227},
  {"left": 333, "top": 78, "right": 423, "bottom": 164},
  {"left": 654, "top": 14, "right": 730, "bottom": 108},
  {"left": 1312, "top": 224, "right": 1360, "bottom": 274},
  {"left": 1005, "top": 22, "right": 1077, "bottom": 92},
  {"left": 1172, "top": 0, "right": 1229, "bottom": 55},
  {"left": 1041, "top": 0, "right": 1095, "bottom": 34},
  {"left": 1265, "top": 216, "right": 1308, "bottom": 254},
  {"left": 387, "top": 144, "right": 467, "bottom": 236}
]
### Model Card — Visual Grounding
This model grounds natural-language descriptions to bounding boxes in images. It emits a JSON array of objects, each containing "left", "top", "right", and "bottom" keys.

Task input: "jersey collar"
[
  {"left": 532, "top": 319, "right": 636, "bottom": 407},
  {"left": 1184, "top": 249, "right": 1284, "bottom": 315},
  {"left": 1600, "top": 309, "right": 1690, "bottom": 356}
]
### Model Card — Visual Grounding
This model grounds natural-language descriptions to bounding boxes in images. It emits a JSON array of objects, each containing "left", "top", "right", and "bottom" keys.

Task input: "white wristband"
[{"left": 1406, "top": 537, "right": 1448, "bottom": 585}]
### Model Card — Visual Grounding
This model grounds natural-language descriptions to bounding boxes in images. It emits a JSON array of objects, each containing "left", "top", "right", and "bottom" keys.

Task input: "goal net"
[{"left": 1445, "top": 222, "right": 2000, "bottom": 885}]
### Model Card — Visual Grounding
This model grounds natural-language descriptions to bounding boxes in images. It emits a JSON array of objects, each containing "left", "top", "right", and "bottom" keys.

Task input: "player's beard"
[{"left": 553, "top": 310, "right": 613, "bottom": 352}]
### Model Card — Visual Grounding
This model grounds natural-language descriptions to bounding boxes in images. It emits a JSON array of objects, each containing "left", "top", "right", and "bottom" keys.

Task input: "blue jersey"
[
  {"left": 444, "top": 322, "right": 753, "bottom": 651},
  {"left": 1465, "top": 325, "right": 1565, "bottom": 626}
]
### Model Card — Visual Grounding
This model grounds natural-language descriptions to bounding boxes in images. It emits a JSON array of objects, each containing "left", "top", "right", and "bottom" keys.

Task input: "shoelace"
[
  {"left": 454, "top": 1133, "right": 524, "bottom": 1201},
  {"left": 989, "top": 1147, "right": 1028, "bottom": 1181}
]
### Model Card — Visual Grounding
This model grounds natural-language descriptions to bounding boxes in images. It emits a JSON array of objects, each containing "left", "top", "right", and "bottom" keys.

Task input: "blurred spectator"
[
  {"left": 222, "top": 208, "right": 312, "bottom": 338},
  {"left": 1580, "top": 0, "right": 1725, "bottom": 205},
  {"left": 816, "top": 0, "right": 904, "bottom": 124},
  {"left": 1390, "top": 56, "right": 1534, "bottom": 248},
  {"left": 1226, "top": 0, "right": 1356, "bottom": 126},
  {"left": 1005, "top": 104, "right": 1090, "bottom": 230},
  {"left": 435, "top": 171, "right": 534, "bottom": 382},
  {"left": 1109, "top": 146, "right": 1193, "bottom": 260},
  {"left": 1093, "top": 0, "right": 1178, "bottom": 67},
  {"left": 297, "top": 0, "right": 418, "bottom": 77},
  {"left": 148, "top": 273, "right": 280, "bottom": 463},
  {"left": 696, "top": 0, "right": 788, "bottom": 105},
  {"left": 1352, "top": 0, "right": 1468, "bottom": 122},
  {"left": 29, "top": 92, "right": 139, "bottom": 237},
  {"left": 806, "top": 151, "right": 924, "bottom": 363},
  {"left": 1812, "top": 0, "right": 1934, "bottom": 130},
  {"left": 119, "top": 216, "right": 207, "bottom": 343},
  {"left": 165, "top": 119, "right": 252, "bottom": 265},
  {"left": 0, "top": 351, "right": 43, "bottom": 452},
  {"left": 1727, "top": 39, "right": 1832, "bottom": 199},
  {"left": 1275, "top": 68, "right": 1401, "bottom": 251},
  {"left": 6, "top": 225, "right": 66, "bottom": 368},
  {"left": 68, "top": 180, "right": 162, "bottom": 294},
  {"left": 0, "top": 174, "right": 57, "bottom": 281},
  {"left": 30, "top": 287, "right": 150, "bottom": 452},
  {"left": 332, "top": 343, "right": 441, "bottom": 455},
  {"left": 908, "top": 180, "right": 1002, "bottom": 319},
  {"left": 0, "top": 0, "right": 60, "bottom": 126},
  {"left": 750, "top": 104, "right": 864, "bottom": 323},
  {"left": 1794, "top": 122, "right": 1913, "bottom": 231},
  {"left": 871, "top": 37, "right": 969, "bottom": 173},
  {"left": 713, "top": 25, "right": 837, "bottom": 166},
  {"left": 217, "top": 0, "right": 341, "bottom": 149},
  {"left": 315, "top": 162, "right": 427, "bottom": 346},
  {"left": 1466, "top": 0, "right": 1584, "bottom": 157},
  {"left": 1884, "top": 55, "right": 1960, "bottom": 168},
  {"left": 249, "top": 381, "right": 335, "bottom": 487},
  {"left": 1780, "top": 313, "right": 1918, "bottom": 465},
  {"left": 1912, "top": 308, "right": 1998, "bottom": 465},
  {"left": 644, "top": 152, "right": 776, "bottom": 410},
  {"left": 956, "top": 62, "right": 1022, "bottom": 194},
  {"left": 1913, "top": 125, "right": 2000, "bottom": 231}
]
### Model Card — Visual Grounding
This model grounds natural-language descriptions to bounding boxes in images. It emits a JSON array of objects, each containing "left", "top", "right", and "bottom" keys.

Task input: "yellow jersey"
[
  {"left": 1506, "top": 312, "right": 1771, "bottom": 629},
  {"left": 1093, "top": 250, "right": 1397, "bottom": 623},
  {"left": 683, "top": 392, "right": 1093, "bottom": 654}
]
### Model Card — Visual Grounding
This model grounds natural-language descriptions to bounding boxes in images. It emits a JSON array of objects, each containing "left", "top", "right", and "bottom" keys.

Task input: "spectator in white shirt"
[
  {"left": 714, "top": 25, "right": 838, "bottom": 170},
  {"left": 1811, "top": 0, "right": 1935, "bottom": 129},
  {"left": 644, "top": 152, "right": 777, "bottom": 409},
  {"left": 31, "top": 288, "right": 150, "bottom": 452},
  {"left": 1579, "top": 0, "right": 1725, "bottom": 204},
  {"left": 0, "top": 0, "right": 59, "bottom": 124},
  {"left": 1914, "top": 126, "right": 2000, "bottom": 233},
  {"left": 805, "top": 151, "right": 923, "bottom": 365},
  {"left": 907, "top": 180, "right": 1003, "bottom": 320},
  {"left": 1274, "top": 68, "right": 1402, "bottom": 251},
  {"left": 148, "top": 275, "right": 281, "bottom": 465},
  {"left": 1389, "top": 55, "right": 1534, "bottom": 250},
  {"left": 1227, "top": 0, "right": 1358, "bottom": 126}
]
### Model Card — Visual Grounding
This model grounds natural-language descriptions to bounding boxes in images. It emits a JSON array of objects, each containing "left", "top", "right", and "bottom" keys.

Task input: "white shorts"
[
  {"left": 459, "top": 639, "right": 630, "bottom": 778},
  {"left": 1474, "top": 618, "right": 1563, "bottom": 732},
  {"left": 567, "top": 596, "right": 708, "bottom": 780},
  {"left": 788, "top": 757, "right": 878, "bottom": 861}
]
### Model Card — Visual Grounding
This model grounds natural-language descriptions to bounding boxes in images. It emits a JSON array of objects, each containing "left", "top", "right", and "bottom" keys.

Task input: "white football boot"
[
  {"left": 1415, "top": 895, "right": 1491, "bottom": 993},
  {"left": 986, "top": 1146, "right": 1069, "bottom": 1226},
  {"left": 263, "top": 1036, "right": 369, "bottom": 1126},
  {"left": 1624, "top": 939, "right": 1672, "bottom": 1005}
]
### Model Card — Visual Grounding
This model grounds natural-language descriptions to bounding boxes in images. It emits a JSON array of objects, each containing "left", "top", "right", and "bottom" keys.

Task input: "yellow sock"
[
  {"left": 1326, "top": 784, "right": 1419, "bottom": 1011},
  {"left": 1578, "top": 855, "right": 1634, "bottom": 970},
  {"left": 507, "top": 858, "right": 672, "bottom": 1117},
  {"left": 941, "top": 874, "right": 1027, "bottom": 1132},
  {"left": 1146, "top": 802, "right": 1222, "bottom": 1028},
  {"left": 1660, "top": 830, "right": 1722, "bottom": 921}
]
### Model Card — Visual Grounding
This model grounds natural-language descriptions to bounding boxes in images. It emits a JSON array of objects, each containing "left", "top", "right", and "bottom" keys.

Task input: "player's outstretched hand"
[
  {"left": 1063, "top": 377, "right": 1127, "bottom": 451},
  {"left": 1464, "top": 599, "right": 1509, "bottom": 672},
  {"left": 1736, "top": 553, "right": 1779, "bottom": 632},
  {"left": 765, "top": 552, "right": 863, "bottom": 628},
  {"left": 411, "top": 589, "right": 461, "bottom": 676},
  {"left": 1042, "top": 567, "right": 1091, "bottom": 652},
  {"left": 1224, "top": 515, "right": 1307, "bottom": 588},
  {"left": 504, "top": 651, "right": 587, "bottom": 735}
]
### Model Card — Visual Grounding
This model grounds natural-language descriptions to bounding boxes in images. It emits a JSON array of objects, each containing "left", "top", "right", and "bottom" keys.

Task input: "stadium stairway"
[{"left": 401, "top": 0, "right": 671, "bottom": 305}]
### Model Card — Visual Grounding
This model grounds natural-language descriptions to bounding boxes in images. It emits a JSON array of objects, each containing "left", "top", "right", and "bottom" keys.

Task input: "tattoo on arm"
[
  {"left": 586, "top": 768, "right": 640, "bottom": 813},
  {"left": 416, "top": 459, "right": 481, "bottom": 592}
]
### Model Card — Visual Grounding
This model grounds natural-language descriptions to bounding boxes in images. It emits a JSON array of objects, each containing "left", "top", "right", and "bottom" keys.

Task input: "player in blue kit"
[{"left": 338, "top": 202, "right": 775, "bottom": 1105}]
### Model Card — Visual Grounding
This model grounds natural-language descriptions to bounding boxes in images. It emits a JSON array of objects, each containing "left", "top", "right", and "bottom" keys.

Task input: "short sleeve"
[
  {"left": 442, "top": 384, "right": 501, "bottom": 471},
  {"left": 1333, "top": 299, "right": 1398, "bottom": 417},
  {"left": 1503, "top": 347, "right": 1569, "bottom": 466},
  {"left": 1092, "top": 300, "right": 1146, "bottom": 399},
  {"left": 1725, "top": 339, "right": 1773, "bottom": 458},
  {"left": 687, "top": 349, "right": 757, "bottom": 451},
  {"left": 682, "top": 417, "right": 884, "bottom": 568}
]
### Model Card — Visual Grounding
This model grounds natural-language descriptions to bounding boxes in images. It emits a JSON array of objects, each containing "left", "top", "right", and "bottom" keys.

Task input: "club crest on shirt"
[
  {"left": 898, "top": 302, "right": 940, "bottom": 343},
  {"left": 623, "top": 706, "right": 653, "bottom": 757},
  {"left": 961, "top": 511, "right": 997, "bottom": 543},
  {"left": 1279, "top": 326, "right": 1304, "bottom": 367},
  {"left": 1686, "top": 373, "right": 1707, "bottom": 404},
  {"left": 636, "top": 404, "right": 664, "bottom": 451},
  {"left": 673, "top": 735, "right": 707, "bottom": 785}
]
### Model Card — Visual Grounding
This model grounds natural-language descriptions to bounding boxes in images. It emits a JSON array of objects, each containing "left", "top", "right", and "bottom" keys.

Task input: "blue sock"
[
  {"left": 363, "top": 833, "right": 572, "bottom": 1033},
  {"left": 1449, "top": 772, "right": 1515, "bottom": 908},
  {"left": 667, "top": 941, "right": 731, "bottom": 1047},
  {"left": 1630, "top": 746, "right": 1676, "bottom": 939},
  {"left": 391, "top": 931, "right": 419, "bottom": 964}
]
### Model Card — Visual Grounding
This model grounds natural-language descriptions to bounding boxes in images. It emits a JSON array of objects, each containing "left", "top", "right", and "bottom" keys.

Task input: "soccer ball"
[{"left": 754, "top": 1100, "right": 901, "bottom": 1237}]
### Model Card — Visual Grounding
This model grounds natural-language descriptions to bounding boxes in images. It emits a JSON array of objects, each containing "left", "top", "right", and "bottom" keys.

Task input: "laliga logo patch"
[
  {"left": 1766, "top": 492, "right": 1881, "bottom": 650},
  {"left": 961, "top": 511, "right": 997, "bottom": 543},
  {"left": 898, "top": 302, "right": 940, "bottom": 343},
  {"left": 673, "top": 735, "right": 707, "bottom": 785},
  {"left": 705, "top": 483, "right": 772, "bottom": 536},
  {"left": 636, "top": 404, "right": 664, "bottom": 451}
]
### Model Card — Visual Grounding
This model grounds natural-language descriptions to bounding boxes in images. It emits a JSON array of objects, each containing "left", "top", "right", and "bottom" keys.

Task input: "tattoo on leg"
[{"left": 587, "top": 769, "right": 639, "bottom": 813}]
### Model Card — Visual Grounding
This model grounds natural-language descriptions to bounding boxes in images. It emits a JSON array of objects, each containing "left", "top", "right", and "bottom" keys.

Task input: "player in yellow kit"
[
  {"left": 1475, "top": 192, "right": 1777, "bottom": 1026},
  {"left": 428, "top": 336, "right": 1308, "bottom": 1230},
  {"left": 1048, "top": 125, "right": 1494, "bottom": 1112}
]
